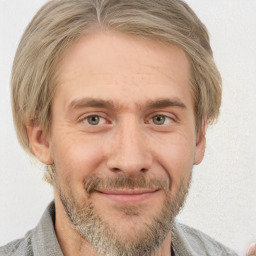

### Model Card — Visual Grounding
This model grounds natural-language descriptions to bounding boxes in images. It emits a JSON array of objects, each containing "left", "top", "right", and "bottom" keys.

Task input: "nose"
[{"left": 106, "top": 117, "right": 152, "bottom": 175}]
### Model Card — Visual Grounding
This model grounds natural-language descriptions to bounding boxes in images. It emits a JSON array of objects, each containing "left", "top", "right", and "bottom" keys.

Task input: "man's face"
[{"left": 42, "top": 32, "right": 205, "bottom": 255}]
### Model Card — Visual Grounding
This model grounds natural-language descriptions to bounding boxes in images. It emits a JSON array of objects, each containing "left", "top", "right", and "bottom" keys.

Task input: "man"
[{"left": 0, "top": 0, "right": 241, "bottom": 255}]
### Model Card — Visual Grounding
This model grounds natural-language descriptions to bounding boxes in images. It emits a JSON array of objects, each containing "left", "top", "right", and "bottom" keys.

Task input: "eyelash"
[
  {"left": 80, "top": 113, "right": 175, "bottom": 127},
  {"left": 84, "top": 115, "right": 109, "bottom": 125},
  {"left": 148, "top": 115, "right": 174, "bottom": 126}
]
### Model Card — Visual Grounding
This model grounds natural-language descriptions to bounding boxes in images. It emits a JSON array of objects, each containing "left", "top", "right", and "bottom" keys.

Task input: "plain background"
[{"left": 0, "top": 1, "right": 255, "bottom": 255}]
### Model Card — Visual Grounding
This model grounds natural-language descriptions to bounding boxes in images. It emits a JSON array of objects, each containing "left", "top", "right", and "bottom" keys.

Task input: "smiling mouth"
[{"left": 95, "top": 189, "right": 160, "bottom": 204}]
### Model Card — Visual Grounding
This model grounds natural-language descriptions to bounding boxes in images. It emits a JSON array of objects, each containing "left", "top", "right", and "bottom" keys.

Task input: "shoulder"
[
  {"left": 0, "top": 230, "right": 33, "bottom": 256},
  {"left": 0, "top": 202, "right": 62, "bottom": 256},
  {"left": 172, "top": 221, "right": 238, "bottom": 256}
]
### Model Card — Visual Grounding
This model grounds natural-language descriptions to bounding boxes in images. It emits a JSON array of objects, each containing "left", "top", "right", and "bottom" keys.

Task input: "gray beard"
[{"left": 57, "top": 174, "right": 191, "bottom": 256}]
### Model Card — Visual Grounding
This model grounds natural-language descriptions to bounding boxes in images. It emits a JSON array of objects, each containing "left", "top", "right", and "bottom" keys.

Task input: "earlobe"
[
  {"left": 194, "top": 120, "right": 207, "bottom": 165},
  {"left": 26, "top": 123, "right": 53, "bottom": 165}
]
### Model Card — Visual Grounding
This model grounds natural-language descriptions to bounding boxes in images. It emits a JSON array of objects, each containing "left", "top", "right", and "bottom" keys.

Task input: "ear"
[
  {"left": 26, "top": 123, "right": 53, "bottom": 165},
  {"left": 194, "top": 120, "right": 207, "bottom": 165}
]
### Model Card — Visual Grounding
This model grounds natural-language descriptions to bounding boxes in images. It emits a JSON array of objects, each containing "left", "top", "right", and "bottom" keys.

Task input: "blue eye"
[
  {"left": 86, "top": 115, "right": 102, "bottom": 125},
  {"left": 151, "top": 115, "right": 172, "bottom": 125}
]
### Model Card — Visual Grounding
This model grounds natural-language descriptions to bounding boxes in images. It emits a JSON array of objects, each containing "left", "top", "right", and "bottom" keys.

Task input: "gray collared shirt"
[{"left": 0, "top": 202, "right": 238, "bottom": 256}]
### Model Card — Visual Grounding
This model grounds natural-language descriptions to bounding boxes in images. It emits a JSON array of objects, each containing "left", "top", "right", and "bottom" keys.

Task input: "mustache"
[{"left": 84, "top": 175, "right": 171, "bottom": 194}]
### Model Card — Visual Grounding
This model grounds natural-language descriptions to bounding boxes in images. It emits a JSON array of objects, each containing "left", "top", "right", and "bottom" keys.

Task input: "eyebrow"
[
  {"left": 146, "top": 98, "right": 186, "bottom": 109},
  {"left": 68, "top": 98, "right": 117, "bottom": 110},
  {"left": 67, "top": 97, "right": 187, "bottom": 112}
]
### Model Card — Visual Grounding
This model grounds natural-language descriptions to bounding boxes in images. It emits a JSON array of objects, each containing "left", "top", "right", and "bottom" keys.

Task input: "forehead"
[{"left": 54, "top": 31, "right": 193, "bottom": 111}]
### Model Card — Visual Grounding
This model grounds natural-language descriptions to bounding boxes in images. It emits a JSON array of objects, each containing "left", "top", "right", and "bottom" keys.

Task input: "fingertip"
[{"left": 246, "top": 243, "right": 256, "bottom": 256}]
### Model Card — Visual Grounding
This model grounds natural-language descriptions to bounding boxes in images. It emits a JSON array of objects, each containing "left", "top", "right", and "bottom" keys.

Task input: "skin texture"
[{"left": 27, "top": 31, "right": 206, "bottom": 256}]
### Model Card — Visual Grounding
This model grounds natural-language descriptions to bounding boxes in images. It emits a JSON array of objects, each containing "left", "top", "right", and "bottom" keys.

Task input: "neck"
[
  {"left": 54, "top": 194, "right": 172, "bottom": 256},
  {"left": 55, "top": 193, "right": 100, "bottom": 256},
  {"left": 154, "top": 232, "right": 172, "bottom": 256}
]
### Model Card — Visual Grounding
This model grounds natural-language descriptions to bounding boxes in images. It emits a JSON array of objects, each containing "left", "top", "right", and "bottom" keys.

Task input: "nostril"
[
  {"left": 111, "top": 167, "right": 121, "bottom": 173},
  {"left": 109, "top": 167, "right": 149, "bottom": 174},
  {"left": 140, "top": 168, "right": 148, "bottom": 173}
]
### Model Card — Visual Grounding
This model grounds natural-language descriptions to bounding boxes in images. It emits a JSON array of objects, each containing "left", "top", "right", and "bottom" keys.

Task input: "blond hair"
[{"left": 12, "top": 0, "right": 221, "bottom": 156}]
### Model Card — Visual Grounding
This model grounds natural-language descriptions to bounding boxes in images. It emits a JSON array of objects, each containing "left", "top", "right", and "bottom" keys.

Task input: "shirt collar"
[{"left": 31, "top": 201, "right": 63, "bottom": 256}]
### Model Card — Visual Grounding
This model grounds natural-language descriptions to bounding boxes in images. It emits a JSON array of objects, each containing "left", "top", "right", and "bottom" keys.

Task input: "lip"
[{"left": 95, "top": 189, "right": 159, "bottom": 204}]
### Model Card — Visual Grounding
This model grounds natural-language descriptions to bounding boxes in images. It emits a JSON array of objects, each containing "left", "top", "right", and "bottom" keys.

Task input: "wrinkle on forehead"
[
  {"left": 53, "top": 31, "right": 194, "bottom": 116},
  {"left": 65, "top": 97, "right": 187, "bottom": 114},
  {"left": 56, "top": 31, "right": 191, "bottom": 87}
]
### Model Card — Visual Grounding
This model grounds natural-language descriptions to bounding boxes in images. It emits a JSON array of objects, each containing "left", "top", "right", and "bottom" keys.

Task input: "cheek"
[
  {"left": 152, "top": 133, "right": 195, "bottom": 185},
  {"left": 50, "top": 128, "right": 105, "bottom": 181}
]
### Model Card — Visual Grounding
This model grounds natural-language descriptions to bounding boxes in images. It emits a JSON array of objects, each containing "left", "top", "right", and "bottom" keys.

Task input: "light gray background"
[{"left": 0, "top": 1, "right": 255, "bottom": 255}]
